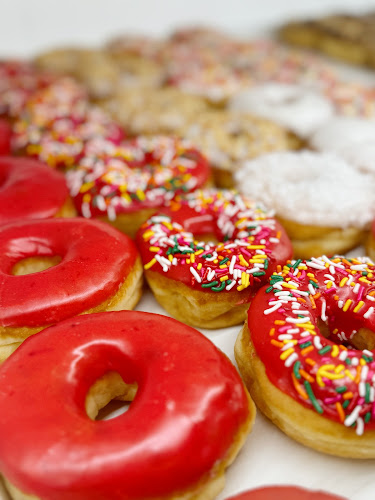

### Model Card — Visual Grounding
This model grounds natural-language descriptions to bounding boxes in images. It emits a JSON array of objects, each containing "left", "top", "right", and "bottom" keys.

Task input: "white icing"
[
  {"left": 229, "top": 83, "right": 334, "bottom": 138},
  {"left": 235, "top": 151, "right": 375, "bottom": 228},
  {"left": 337, "top": 142, "right": 375, "bottom": 175},
  {"left": 310, "top": 117, "right": 375, "bottom": 153}
]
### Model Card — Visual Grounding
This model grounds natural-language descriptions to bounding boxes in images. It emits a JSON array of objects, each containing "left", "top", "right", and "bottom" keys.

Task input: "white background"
[{"left": 1, "top": 1, "right": 375, "bottom": 499}]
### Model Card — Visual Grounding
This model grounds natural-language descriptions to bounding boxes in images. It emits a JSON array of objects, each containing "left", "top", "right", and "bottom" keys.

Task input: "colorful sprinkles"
[
  {"left": 138, "top": 189, "right": 291, "bottom": 293},
  {"left": 256, "top": 255, "right": 375, "bottom": 435}
]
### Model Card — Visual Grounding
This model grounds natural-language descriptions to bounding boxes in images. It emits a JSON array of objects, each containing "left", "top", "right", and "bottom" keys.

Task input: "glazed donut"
[
  {"left": 136, "top": 189, "right": 292, "bottom": 329},
  {"left": 235, "top": 255, "right": 375, "bottom": 457},
  {"left": 0, "top": 119, "right": 11, "bottom": 155},
  {"left": 0, "top": 218, "right": 142, "bottom": 362},
  {"left": 0, "top": 156, "right": 75, "bottom": 225},
  {"left": 67, "top": 135, "right": 211, "bottom": 237},
  {"left": 229, "top": 82, "right": 334, "bottom": 139},
  {"left": 235, "top": 151, "right": 375, "bottom": 258},
  {"left": 227, "top": 486, "right": 346, "bottom": 500},
  {"left": 0, "top": 310, "right": 255, "bottom": 500},
  {"left": 180, "top": 110, "right": 298, "bottom": 188}
]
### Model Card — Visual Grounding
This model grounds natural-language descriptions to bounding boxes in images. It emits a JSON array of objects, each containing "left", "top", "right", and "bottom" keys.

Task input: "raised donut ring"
[
  {"left": 0, "top": 310, "right": 254, "bottom": 500},
  {"left": 0, "top": 218, "right": 142, "bottom": 362},
  {"left": 235, "top": 255, "right": 375, "bottom": 457}
]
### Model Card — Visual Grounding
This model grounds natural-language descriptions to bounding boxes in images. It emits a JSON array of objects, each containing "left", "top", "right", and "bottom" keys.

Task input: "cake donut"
[
  {"left": 229, "top": 82, "right": 334, "bottom": 139},
  {"left": 67, "top": 135, "right": 211, "bottom": 237},
  {"left": 0, "top": 119, "right": 11, "bottom": 155},
  {"left": 227, "top": 486, "right": 346, "bottom": 500},
  {"left": 0, "top": 310, "right": 255, "bottom": 500},
  {"left": 0, "top": 218, "right": 142, "bottom": 362},
  {"left": 366, "top": 220, "right": 375, "bottom": 262},
  {"left": 235, "top": 151, "right": 375, "bottom": 258},
  {"left": 136, "top": 189, "right": 292, "bottom": 328},
  {"left": 235, "top": 255, "right": 375, "bottom": 457},
  {"left": 0, "top": 156, "right": 75, "bottom": 225}
]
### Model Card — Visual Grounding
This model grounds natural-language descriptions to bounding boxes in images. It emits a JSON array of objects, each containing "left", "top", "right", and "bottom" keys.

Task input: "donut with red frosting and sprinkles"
[
  {"left": 67, "top": 136, "right": 211, "bottom": 237},
  {"left": 136, "top": 189, "right": 292, "bottom": 329},
  {"left": 0, "top": 156, "right": 75, "bottom": 225},
  {"left": 0, "top": 119, "right": 12, "bottom": 155},
  {"left": 227, "top": 486, "right": 346, "bottom": 500},
  {"left": 235, "top": 254, "right": 375, "bottom": 457},
  {"left": 0, "top": 218, "right": 142, "bottom": 363},
  {"left": 0, "top": 311, "right": 255, "bottom": 500}
]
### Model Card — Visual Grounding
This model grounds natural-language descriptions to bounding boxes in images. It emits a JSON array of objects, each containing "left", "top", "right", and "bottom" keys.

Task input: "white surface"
[{"left": 1, "top": 1, "right": 375, "bottom": 498}]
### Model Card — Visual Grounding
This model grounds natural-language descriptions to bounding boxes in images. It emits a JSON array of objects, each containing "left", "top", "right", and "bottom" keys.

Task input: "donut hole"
[
  {"left": 11, "top": 256, "right": 62, "bottom": 276},
  {"left": 318, "top": 319, "right": 375, "bottom": 351},
  {"left": 85, "top": 371, "right": 138, "bottom": 421}
]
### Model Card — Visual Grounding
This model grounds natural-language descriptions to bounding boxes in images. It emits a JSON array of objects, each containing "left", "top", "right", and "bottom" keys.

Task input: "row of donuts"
[{"left": 0, "top": 59, "right": 353, "bottom": 498}]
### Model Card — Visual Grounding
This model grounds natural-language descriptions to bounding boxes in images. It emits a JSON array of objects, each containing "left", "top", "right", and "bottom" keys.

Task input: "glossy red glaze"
[
  {"left": 248, "top": 257, "right": 375, "bottom": 431},
  {"left": 0, "top": 219, "right": 138, "bottom": 327},
  {"left": 0, "top": 156, "right": 69, "bottom": 224},
  {"left": 227, "top": 486, "right": 346, "bottom": 500},
  {"left": 0, "top": 119, "right": 11, "bottom": 155},
  {"left": 0, "top": 311, "right": 251, "bottom": 499}
]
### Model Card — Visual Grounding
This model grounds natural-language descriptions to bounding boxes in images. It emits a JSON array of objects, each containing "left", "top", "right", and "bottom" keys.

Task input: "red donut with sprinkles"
[
  {"left": 0, "top": 156, "right": 75, "bottom": 224},
  {"left": 67, "top": 135, "right": 211, "bottom": 237},
  {"left": 0, "top": 311, "right": 255, "bottom": 500},
  {"left": 235, "top": 254, "right": 375, "bottom": 457},
  {"left": 0, "top": 218, "right": 142, "bottom": 362},
  {"left": 0, "top": 119, "right": 12, "bottom": 154},
  {"left": 137, "top": 189, "right": 292, "bottom": 328},
  {"left": 227, "top": 485, "right": 346, "bottom": 500}
]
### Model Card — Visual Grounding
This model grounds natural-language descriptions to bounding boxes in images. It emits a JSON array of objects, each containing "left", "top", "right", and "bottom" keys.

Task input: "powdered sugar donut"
[
  {"left": 229, "top": 83, "right": 334, "bottom": 139},
  {"left": 235, "top": 151, "right": 375, "bottom": 258}
]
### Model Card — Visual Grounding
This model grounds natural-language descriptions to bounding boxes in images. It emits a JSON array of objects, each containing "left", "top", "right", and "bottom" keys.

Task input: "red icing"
[
  {"left": 0, "top": 119, "right": 12, "bottom": 155},
  {"left": 0, "top": 311, "right": 250, "bottom": 499},
  {"left": 0, "top": 156, "right": 69, "bottom": 224},
  {"left": 248, "top": 257, "right": 375, "bottom": 432},
  {"left": 227, "top": 486, "right": 346, "bottom": 500},
  {"left": 137, "top": 189, "right": 292, "bottom": 295},
  {"left": 0, "top": 218, "right": 138, "bottom": 327}
]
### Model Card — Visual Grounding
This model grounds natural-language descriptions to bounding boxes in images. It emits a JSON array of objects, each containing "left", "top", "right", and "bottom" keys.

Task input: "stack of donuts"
[{"left": 1, "top": 23, "right": 375, "bottom": 499}]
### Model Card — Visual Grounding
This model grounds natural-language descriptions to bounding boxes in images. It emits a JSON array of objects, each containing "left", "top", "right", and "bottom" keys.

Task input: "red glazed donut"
[
  {"left": 0, "top": 218, "right": 142, "bottom": 362},
  {"left": 0, "top": 156, "right": 75, "bottom": 224},
  {"left": 227, "top": 485, "right": 346, "bottom": 500},
  {"left": 0, "top": 310, "right": 255, "bottom": 500},
  {"left": 235, "top": 255, "right": 375, "bottom": 457},
  {"left": 67, "top": 136, "right": 211, "bottom": 237},
  {"left": 137, "top": 189, "right": 292, "bottom": 328},
  {"left": 0, "top": 119, "right": 12, "bottom": 154}
]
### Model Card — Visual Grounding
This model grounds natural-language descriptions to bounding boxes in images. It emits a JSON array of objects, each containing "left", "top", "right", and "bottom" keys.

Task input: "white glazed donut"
[
  {"left": 229, "top": 83, "right": 335, "bottom": 138},
  {"left": 235, "top": 150, "right": 375, "bottom": 257}
]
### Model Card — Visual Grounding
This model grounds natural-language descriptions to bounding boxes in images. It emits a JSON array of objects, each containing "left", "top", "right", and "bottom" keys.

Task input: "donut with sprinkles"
[
  {"left": 67, "top": 136, "right": 211, "bottom": 237},
  {"left": 136, "top": 189, "right": 292, "bottom": 329},
  {"left": 235, "top": 254, "right": 375, "bottom": 457}
]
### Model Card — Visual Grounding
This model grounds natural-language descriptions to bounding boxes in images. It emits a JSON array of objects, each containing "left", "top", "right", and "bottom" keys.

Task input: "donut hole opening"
[
  {"left": 318, "top": 319, "right": 375, "bottom": 351},
  {"left": 85, "top": 371, "right": 138, "bottom": 421},
  {"left": 11, "top": 256, "right": 62, "bottom": 276}
]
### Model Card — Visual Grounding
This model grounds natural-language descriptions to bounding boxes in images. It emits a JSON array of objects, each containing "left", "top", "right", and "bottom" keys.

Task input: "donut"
[
  {"left": 136, "top": 189, "right": 292, "bottom": 328},
  {"left": 12, "top": 106, "right": 125, "bottom": 169},
  {"left": 0, "top": 310, "right": 255, "bottom": 500},
  {"left": 0, "top": 156, "right": 75, "bottom": 225},
  {"left": 235, "top": 151, "right": 375, "bottom": 258},
  {"left": 180, "top": 110, "right": 298, "bottom": 188},
  {"left": 366, "top": 220, "right": 375, "bottom": 261},
  {"left": 229, "top": 83, "right": 334, "bottom": 139},
  {"left": 67, "top": 135, "right": 211, "bottom": 237},
  {"left": 235, "top": 254, "right": 375, "bottom": 457},
  {"left": 103, "top": 86, "right": 208, "bottom": 136},
  {"left": 0, "top": 218, "right": 142, "bottom": 362},
  {"left": 227, "top": 485, "right": 346, "bottom": 500},
  {"left": 0, "top": 119, "right": 12, "bottom": 155}
]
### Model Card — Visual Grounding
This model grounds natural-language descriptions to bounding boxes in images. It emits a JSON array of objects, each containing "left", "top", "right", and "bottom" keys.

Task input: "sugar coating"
[
  {"left": 229, "top": 83, "right": 334, "bottom": 138},
  {"left": 310, "top": 117, "right": 375, "bottom": 153},
  {"left": 235, "top": 151, "right": 375, "bottom": 228}
]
